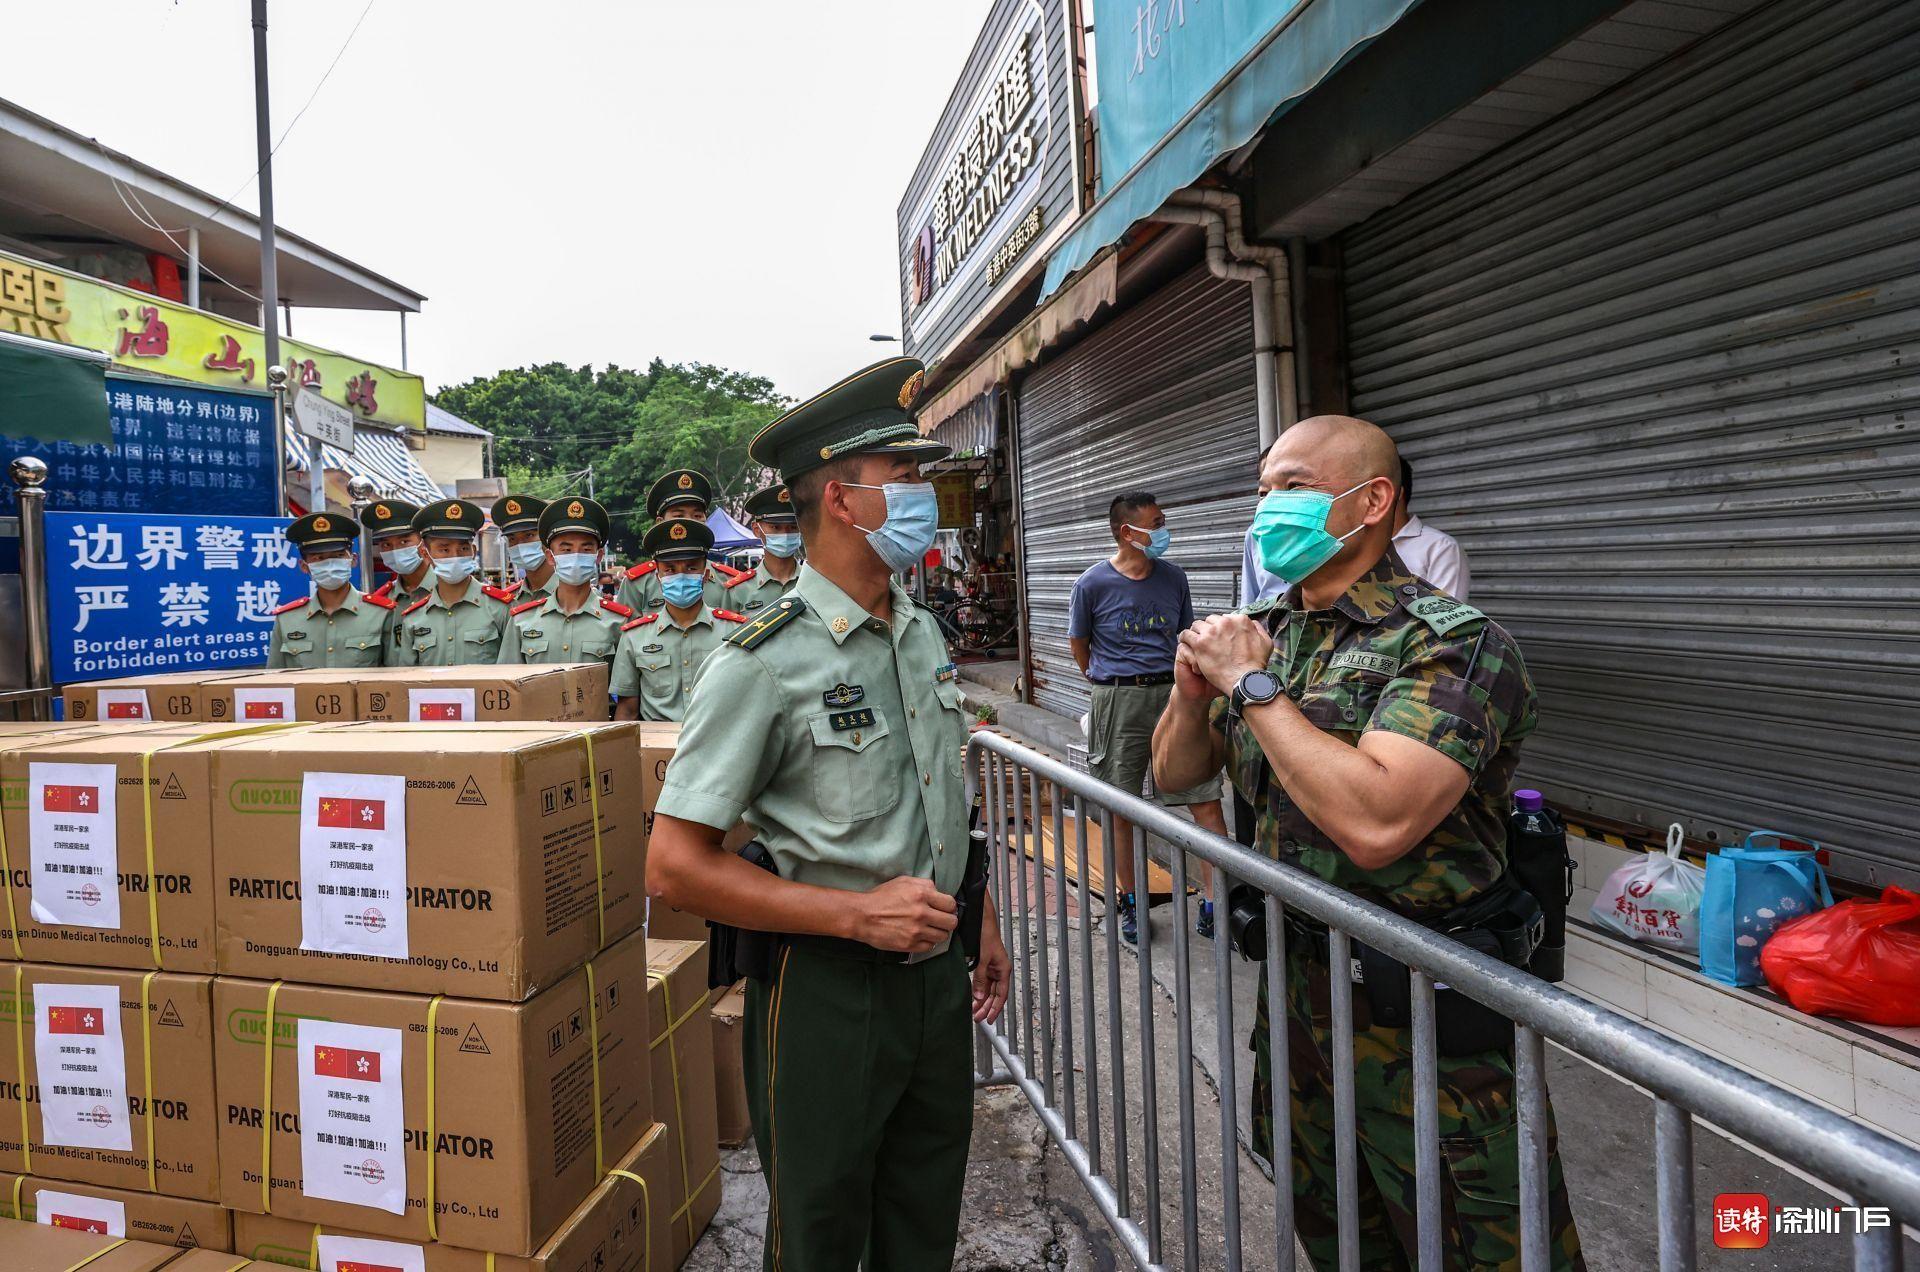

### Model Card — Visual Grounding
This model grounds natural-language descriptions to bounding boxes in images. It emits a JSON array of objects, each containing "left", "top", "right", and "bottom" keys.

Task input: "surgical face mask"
[
  {"left": 379, "top": 544, "right": 422, "bottom": 576},
  {"left": 1249, "top": 480, "right": 1375, "bottom": 581},
  {"left": 1127, "top": 524, "right": 1172, "bottom": 560},
  {"left": 508, "top": 540, "right": 548, "bottom": 573},
  {"left": 307, "top": 557, "right": 354, "bottom": 590},
  {"left": 660, "top": 572, "right": 705, "bottom": 608},
  {"left": 432, "top": 553, "right": 479, "bottom": 585},
  {"left": 553, "top": 552, "right": 600, "bottom": 586},
  {"left": 764, "top": 532, "right": 803, "bottom": 559},
  {"left": 844, "top": 482, "right": 939, "bottom": 574}
]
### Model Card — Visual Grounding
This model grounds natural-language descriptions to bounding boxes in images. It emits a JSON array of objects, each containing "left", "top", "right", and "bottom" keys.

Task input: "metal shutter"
[
  {"left": 1341, "top": 0, "right": 1920, "bottom": 884},
  {"left": 1017, "top": 265, "right": 1259, "bottom": 718}
]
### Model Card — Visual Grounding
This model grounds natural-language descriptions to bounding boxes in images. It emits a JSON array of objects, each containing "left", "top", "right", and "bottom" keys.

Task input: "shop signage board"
[
  {"left": 0, "top": 247, "right": 425, "bottom": 434},
  {"left": 898, "top": 0, "right": 1082, "bottom": 364},
  {"left": 46, "top": 510, "right": 304, "bottom": 683},
  {"left": 293, "top": 386, "right": 354, "bottom": 451},
  {"left": 0, "top": 375, "right": 280, "bottom": 518}
]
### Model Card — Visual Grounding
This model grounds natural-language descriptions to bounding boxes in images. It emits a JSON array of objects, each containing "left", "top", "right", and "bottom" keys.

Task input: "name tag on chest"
[
  {"left": 830, "top": 707, "right": 876, "bottom": 732},
  {"left": 1329, "top": 649, "right": 1399, "bottom": 676}
]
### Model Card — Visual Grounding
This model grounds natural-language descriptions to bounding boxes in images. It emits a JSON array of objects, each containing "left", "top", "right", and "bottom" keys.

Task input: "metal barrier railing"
[{"left": 967, "top": 730, "right": 1920, "bottom": 1272}]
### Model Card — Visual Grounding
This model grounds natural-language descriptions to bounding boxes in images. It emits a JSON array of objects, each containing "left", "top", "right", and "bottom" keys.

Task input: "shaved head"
[{"left": 1259, "top": 415, "right": 1399, "bottom": 494}]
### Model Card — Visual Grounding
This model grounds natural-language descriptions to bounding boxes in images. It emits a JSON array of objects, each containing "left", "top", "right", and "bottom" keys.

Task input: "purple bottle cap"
[{"left": 1514, "top": 789, "right": 1546, "bottom": 813}]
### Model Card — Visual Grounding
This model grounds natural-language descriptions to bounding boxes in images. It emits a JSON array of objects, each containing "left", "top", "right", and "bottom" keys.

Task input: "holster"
[
  {"left": 953, "top": 828, "right": 990, "bottom": 967},
  {"left": 707, "top": 840, "right": 782, "bottom": 988}
]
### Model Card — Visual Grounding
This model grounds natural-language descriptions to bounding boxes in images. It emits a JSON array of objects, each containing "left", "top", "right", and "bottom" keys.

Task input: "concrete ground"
[{"left": 683, "top": 664, "right": 1917, "bottom": 1268}]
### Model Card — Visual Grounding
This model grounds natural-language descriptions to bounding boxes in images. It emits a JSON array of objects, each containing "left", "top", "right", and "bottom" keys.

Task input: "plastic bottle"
[{"left": 1508, "top": 789, "right": 1574, "bottom": 982}]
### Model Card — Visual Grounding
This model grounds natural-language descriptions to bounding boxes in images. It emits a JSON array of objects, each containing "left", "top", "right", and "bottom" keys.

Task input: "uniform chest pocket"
[
  {"left": 344, "top": 636, "right": 383, "bottom": 664},
  {"left": 807, "top": 710, "right": 901, "bottom": 823},
  {"left": 934, "top": 681, "right": 965, "bottom": 713},
  {"left": 520, "top": 636, "right": 551, "bottom": 658},
  {"left": 463, "top": 628, "right": 498, "bottom": 647},
  {"left": 1298, "top": 674, "right": 1388, "bottom": 735},
  {"left": 580, "top": 639, "right": 615, "bottom": 661},
  {"left": 279, "top": 633, "right": 313, "bottom": 656}
]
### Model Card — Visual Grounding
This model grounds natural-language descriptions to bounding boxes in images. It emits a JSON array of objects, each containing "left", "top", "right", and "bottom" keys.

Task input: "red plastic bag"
[{"left": 1759, "top": 886, "right": 1920, "bottom": 1025}]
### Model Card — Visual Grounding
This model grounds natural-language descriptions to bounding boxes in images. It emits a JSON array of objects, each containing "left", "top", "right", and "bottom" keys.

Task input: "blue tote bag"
[{"left": 1699, "top": 831, "right": 1833, "bottom": 987}]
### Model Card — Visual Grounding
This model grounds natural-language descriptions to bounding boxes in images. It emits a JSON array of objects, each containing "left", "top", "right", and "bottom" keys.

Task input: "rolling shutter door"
[
  {"left": 1017, "top": 265, "right": 1259, "bottom": 719},
  {"left": 1341, "top": 0, "right": 1920, "bottom": 883}
]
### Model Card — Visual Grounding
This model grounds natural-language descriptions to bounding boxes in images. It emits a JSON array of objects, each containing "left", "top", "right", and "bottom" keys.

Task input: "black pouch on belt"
[
  {"left": 954, "top": 828, "right": 990, "bottom": 967},
  {"left": 1354, "top": 882, "right": 1544, "bottom": 1057},
  {"left": 707, "top": 840, "right": 781, "bottom": 988}
]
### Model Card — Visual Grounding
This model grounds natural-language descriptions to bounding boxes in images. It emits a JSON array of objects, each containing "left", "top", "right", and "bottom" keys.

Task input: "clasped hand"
[{"left": 1175, "top": 613, "right": 1274, "bottom": 699}]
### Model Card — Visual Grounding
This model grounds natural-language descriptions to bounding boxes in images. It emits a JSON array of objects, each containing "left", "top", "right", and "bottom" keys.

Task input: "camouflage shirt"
[{"left": 1215, "top": 550, "right": 1536, "bottom": 918}]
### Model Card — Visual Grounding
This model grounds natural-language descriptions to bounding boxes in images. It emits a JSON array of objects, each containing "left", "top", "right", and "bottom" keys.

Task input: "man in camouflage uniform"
[
  {"left": 1153, "top": 415, "right": 1582, "bottom": 1271},
  {"left": 498, "top": 496, "right": 632, "bottom": 671}
]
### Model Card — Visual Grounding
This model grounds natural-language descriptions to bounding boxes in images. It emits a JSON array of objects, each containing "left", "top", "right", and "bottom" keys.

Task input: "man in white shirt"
[{"left": 1242, "top": 457, "right": 1470, "bottom": 602}]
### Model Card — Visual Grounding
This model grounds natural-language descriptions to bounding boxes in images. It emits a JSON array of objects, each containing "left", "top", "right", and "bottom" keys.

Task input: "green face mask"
[{"left": 1249, "top": 480, "right": 1373, "bottom": 581}]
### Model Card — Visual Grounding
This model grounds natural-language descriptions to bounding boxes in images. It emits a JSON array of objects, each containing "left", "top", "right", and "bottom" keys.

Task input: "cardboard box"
[
  {"left": 644, "top": 939, "right": 719, "bottom": 1265},
  {"left": 709, "top": 981, "right": 751, "bottom": 1148},
  {"left": 198, "top": 673, "right": 360, "bottom": 726},
  {"left": 232, "top": 1122, "right": 672, "bottom": 1272},
  {"left": 0, "top": 1169, "right": 233, "bottom": 1250},
  {"left": 63, "top": 673, "right": 265, "bottom": 725},
  {"left": 167, "top": 1253, "right": 267, "bottom": 1271},
  {"left": 209, "top": 721, "right": 645, "bottom": 999},
  {"left": 0, "top": 722, "right": 233, "bottom": 973},
  {"left": 0, "top": 1216, "right": 199, "bottom": 1271},
  {"left": 214, "top": 929, "right": 654, "bottom": 1256},
  {"left": 634, "top": 723, "right": 678, "bottom": 824},
  {"left": 0, "top": 966, "right": 219, "bottom": 1200},
  {"left": 347, "top": 666, "right": 609, "bottom": 724}
]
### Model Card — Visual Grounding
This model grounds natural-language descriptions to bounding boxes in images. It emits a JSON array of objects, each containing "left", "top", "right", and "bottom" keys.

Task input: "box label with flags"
[
  {"left": 234, "top": 686, "right": 298, "bottom": 722},
  {"left": 407, "top": 687, "right": 476, "bottom": 723},
  {"left": 315, "top": 1234, "right": 426, "bottom": 1272},
  {"left": 95, "top": 688, "right": 150, "bottom": 720},
  {"left": 27, "top": 761, "right": 120, "bottom": 929},
  {"left": 33, "top": 981, "right": 131, "bottom": 1151},
  {"left": 296, "top": 1018, "right": 406, "bottom": 1215},
  {"left": 34, "top": 1189, "right": 126, "bottom": 1238},
  {"left": 299, "top": 771, "right": 409, "bottom": 961}
]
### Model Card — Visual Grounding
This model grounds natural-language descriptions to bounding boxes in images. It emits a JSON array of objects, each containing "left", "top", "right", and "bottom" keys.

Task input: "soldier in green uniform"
[
  {"left": 394, "top": 498, "right": 517, "bottom": 666},
  {"left": 730, "top": 482, "right": 802, "bottom": 614},
  {"left": 492, "top": 494, "right": 557, "bottom": 604},
  {"left": 498, "top": 496, "right": 633, "bottom": 670},
  {"left": 649, "top": 357, "right": 1010, "bottom": 1271},
  {"left": 1153, "top": 415, "right": 1583, "bottom": 1271},
  {"left": 609, "top": 520, "right": 745, "bottom": 721},
  {"left": 265, "top": 512, "right": 396, "bottom": 668},
  {"left": 361, "top": 499, "right": 431, "bottom": 650},
  {"left": 616, "top": 468, "right": 753, "bottom": 612}
]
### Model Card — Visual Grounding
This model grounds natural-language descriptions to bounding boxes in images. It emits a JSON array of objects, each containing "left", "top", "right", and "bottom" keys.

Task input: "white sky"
[{"left": 5, "top": 0, "right": 996, "bottom": 399}]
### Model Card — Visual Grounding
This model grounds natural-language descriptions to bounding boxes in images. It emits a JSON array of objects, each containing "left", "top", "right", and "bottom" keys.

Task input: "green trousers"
[
  {"left": 1253, "top": 952, "right": 1586, "bottom": 1271},
  {"left": 744, "top": 940, "right": 975, "bottom": 1271}
]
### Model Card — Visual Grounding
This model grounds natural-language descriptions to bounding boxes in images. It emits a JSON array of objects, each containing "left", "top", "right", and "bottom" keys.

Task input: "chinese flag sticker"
[
  {"left": 313, "top": 1044, "right": 382, "bottom": 1082},
  {"left": 417, "top": 702, "right": 463, "bottom": 721},
  {"left": 1714, "top": 1193, "right": 1771, "bottom": 1248},
  {"left": 42, "top": 785, "right": 99, "bottom": 813},
  {"left": 45, "top": 1005, "right": 107, "bottom": 1035},
  {"left": 105, "top": 702, "right": 144, "bottom": 719},
  {"left": 336, "top": 1264, "right": 405, "bottom": 1272},
  {"left": 245, "top": 700, "right": 286, "bottom": 720},
  {"left": 317, "top": 797, "right": 386, "bottom": 831},
  {"left": 50, "top": 1214, "right": 109, "bottom": 1234}
]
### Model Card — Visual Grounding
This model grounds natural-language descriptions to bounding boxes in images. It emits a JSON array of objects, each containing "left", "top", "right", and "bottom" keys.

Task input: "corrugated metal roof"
[{"left": 424, "top": 402, "right": 490, "bottom": 439}]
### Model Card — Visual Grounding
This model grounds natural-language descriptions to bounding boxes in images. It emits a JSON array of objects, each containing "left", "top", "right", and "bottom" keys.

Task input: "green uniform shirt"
[
  {"left": 505, "top": 575, "right": 554, "bottom": 608},
  {"left": 727, "top": 564, "right": 799, "bottom": 616},
  {"left": 656, "top": 565, "right": 972, "bottom": 898},
  {"left": 609, "top": 604, "right": 740, "bottom": 721},
  {"left": 379, "top": 573, "right": 432, "bottom": 653},
  {"left": 1215, "top": 550, "right": 1537, "bottom": 918},
  {"left": 616, "top": 562, "right": 733, "bottom": 614},
  {"left": 265, "top": 591, "right": 394, "bottom": 668},
  {"left": 395, "top": 578, "right": 514, "bottom": 666},
  {"left": 497, "top": 593, "right": 627, "bottom": 667}
]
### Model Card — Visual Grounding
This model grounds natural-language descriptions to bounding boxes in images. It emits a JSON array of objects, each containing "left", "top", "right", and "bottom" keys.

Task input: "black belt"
[
  {"left": 1090, "top": 672, "right": 1175, "bottom": 687},
  {"left": 785, "top": 934, "right": 911, "bottom": 964}
]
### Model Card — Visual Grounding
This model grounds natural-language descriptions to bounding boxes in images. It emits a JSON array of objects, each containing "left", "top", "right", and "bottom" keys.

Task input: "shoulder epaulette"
[
  {"left": 511, "top": 598, "right": 544, "bottom": 616},
  {"left": 722, "top": 569, "right": 757, "bottom": 590},
  {"left": 482, "top": 584, "right": 516, "bottom": 604},
  {"left": 369, "top": 580, "right": 394, "bottom": 600},
  {"left": 271, "top": 597, "right": 308, "bottom": 616},
  {"left": 1405, "top": 594, "right": 1486, "bottom": 638},
  {"left": 1241, "top": 595, "right": 1282, "bottom": 618},
  {"left": 725, "top": 595, "right": 806, "bottom": 649},
  {"left": 712, "top": 561, "right": 746, "bottom": 580},
  {"left": 713, "top": 608, "right": 747, "bottom": 622},
  {"left": 625, "top": 561, "right": 656, "bottom": 580},
  {"left": 403, "top": 595, "right": 431, "bottom": 616},
  {"left": 602, "top": 599, "right": 634, "bottom": 617},
  {"left": 499, "top": 582, "right": 523, "bottom": 600},
  {"left": 623, "top": 614, "right": 659, "bottom": 631},
  {"left": 362, "top": 591, "right": 396, "bottom": 610}
]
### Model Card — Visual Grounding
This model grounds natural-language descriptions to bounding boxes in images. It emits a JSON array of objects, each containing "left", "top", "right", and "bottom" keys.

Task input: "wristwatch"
[{"left": 1230, "top": 669, "right": 1283, "bottom": 718}]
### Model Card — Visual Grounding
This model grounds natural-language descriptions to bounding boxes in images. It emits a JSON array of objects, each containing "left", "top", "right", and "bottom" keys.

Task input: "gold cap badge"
[
  {"left": 506, "top": 499, "right": 521, "bottom": 515},
  {"left": 313, "top": 516, "right": 331, "bottom": 532},
  {"left": 778, "top": 489, "right": 790, "bottom": 503},
  {"left": 447, "top": 503, "right": 464, "bottom": 521},
  {"left": 677, "top": 473, "right": 694, "bottom": 490},
  {"left": 898, "top": 369, "right": 926, "bottom": 409},
  {"left": 374, "top": 504, "right": 389, "bottom": 519},
  {"left": 669, "top": 523, "right": 687, "bottom": 540},
  {"left": 568, "top": 500, "right": 584, "bottom": 517}
]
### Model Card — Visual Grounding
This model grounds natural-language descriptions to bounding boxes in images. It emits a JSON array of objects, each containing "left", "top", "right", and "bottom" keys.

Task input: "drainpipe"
[
  {"left": 1167, "top": 189, "right": 1300, "bottom": 440},
  {"left": 1147, "top": 203, "right": 1279, "bottom": 453}
]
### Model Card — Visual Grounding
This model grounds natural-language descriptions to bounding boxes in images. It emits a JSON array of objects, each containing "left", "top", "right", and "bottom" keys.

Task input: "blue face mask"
[
  {"left": 553, "top": 552, "right": 600, "bottom": 586},
  {"left": 508, "top": 541, "right": 548, "bottom": 573},
  {"left": 845, "top": 482, "right": 939, "bottom": 574},
  {"left": 379, "top": 544, "right": 422, "bottom": 576},
  {"left": 1127, "top": 524, "right": 1172, "bottom": 560},
  {"left": 1250, "top": 480, "right": 1374, "bottom": 581},
  {"left": 764, "top": 532, "right": 803, "bottom": 559},
  {"left": 660, "top": 572, "right": 705, "bottom": 608},
  {"left": 432, "top": 554, "right": 479, "bottom": 585},
  {"left": 307, "top": 557, "right": 354, "bottom": 590}
]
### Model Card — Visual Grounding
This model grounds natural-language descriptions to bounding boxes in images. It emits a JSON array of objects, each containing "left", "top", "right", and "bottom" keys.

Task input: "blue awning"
[{"left": 1041, "top": 0, "right": 1421, "bottom": 297}]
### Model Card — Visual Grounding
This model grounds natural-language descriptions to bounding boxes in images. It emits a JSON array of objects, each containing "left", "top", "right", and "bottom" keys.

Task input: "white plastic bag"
[{"left": 1589, "top": 824, "right": 1706, "bottom": 952}]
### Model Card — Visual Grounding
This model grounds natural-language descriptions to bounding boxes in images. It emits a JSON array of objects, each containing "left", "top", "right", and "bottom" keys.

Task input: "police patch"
[
  {"left": 642, "top": 643, "right": 664, "bottom": 653},
  {"left": 830, "top": 708, "right": 876, "bottom": 732},
  {"left": 1330, "top": 650, "right": 1399, "bottom": 677},
  {"left": 823, "top": 683, "right": 865, "bottom": 707},
  {"left": 1406, "top": 595, "right": 1485, "bottom": 637}
]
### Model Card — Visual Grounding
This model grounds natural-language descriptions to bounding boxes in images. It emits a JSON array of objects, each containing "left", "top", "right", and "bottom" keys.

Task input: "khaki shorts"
[{"left": 1086, "top": 681, "right": 1222, "bottom": 806}]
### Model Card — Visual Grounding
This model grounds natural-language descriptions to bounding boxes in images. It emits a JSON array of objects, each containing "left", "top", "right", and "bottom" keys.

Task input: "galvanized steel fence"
[{"left": 967, "top": 730, "right": 1920, "bottom": 1272}]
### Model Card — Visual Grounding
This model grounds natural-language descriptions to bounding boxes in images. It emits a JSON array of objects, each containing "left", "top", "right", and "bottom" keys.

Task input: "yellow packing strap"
[
  {"left": 585, "top": 961, "right": 604, "bottom": 1177},
  {"left": 578, "top": 728, "right": 607, "bottom": 950},
  {"left": 646, "top": 967, "right": 712, "bottom": 1248},
  {"left": 11, "top": 964, "right": 29, "bottom": 1173},
  {"left": 138, "top": 970, "right": 157, "bottom": 1192},
  {"left": 10, "top": 1169, "right": 25, "bottom": 1220},
  {"left": 425, "top": 994, "right": 444, "bottom": 1241},
  {"left": 259, "top": 979, "right": 283, "bottom": 1214},
  {"left": 0, "top": 766, "right": 19, "bottom": 961},
  {"left": 605, "top": 1166, "right": 653, "bottom": 1271},
  {"left": 59, "top": 1238, "right": 128, "bottom": 1271}
]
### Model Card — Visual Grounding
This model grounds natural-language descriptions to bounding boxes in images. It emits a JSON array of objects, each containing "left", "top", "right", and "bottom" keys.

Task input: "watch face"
[{"left": 1244, "top": 671, "right": 1281, "bottom": 703}]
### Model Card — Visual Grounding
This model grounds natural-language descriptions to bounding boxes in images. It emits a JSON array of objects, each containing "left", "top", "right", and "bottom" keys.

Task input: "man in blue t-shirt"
[{"left": 1068, "top": 491, "right": 1228, "bottom": 944}]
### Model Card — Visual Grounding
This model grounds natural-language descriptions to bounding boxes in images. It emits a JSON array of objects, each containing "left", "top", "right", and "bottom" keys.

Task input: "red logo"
[
  {"left": 105, "top": 702, "right": 145, "bottom": 719},
  {"left": 337, "top": 1262, "right": 404, "bottom": 1272},
  {"left": 317, "top": 797, "right": 385, "bottom": 830},
  {"left": 1626, "top": 878, "right": 1654, "bottom": 898},
  {"left": 42, "top": 785, "right": 99, "bottom": 813},
  {"left": 45, "top": 1005, "right": 106, "bottom": 1035},
  {"left": 49, "top": 1214, "right": 109, "bottom": 1234},
  {"left": 358, "top": 1157, "right": 386, "bottom": 1185},
  {"left": 313, "top": 1044, "right": 381, "bottom": 1082},
  {"left": 1714, "top": 1193, "right": 1771, "bottom": 1248},
  {"left": 244, "top": 700, "right": 286, "bottom": 720},
  {"left": 78, "top": 883, "right": 100, "bottom": 908},
  {"left": 360, "top": 908, "right": 386, "bottom": 933},
  {"left": 417, "top": 702, "right": 463, "bottom": 721}
]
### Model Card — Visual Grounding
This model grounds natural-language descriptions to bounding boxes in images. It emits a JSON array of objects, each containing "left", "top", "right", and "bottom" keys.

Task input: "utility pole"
[{"left": 251, "top": 0, "right": 311, "bottom": 513}]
